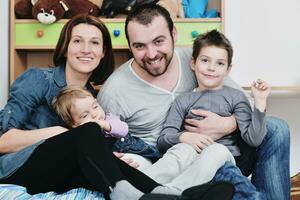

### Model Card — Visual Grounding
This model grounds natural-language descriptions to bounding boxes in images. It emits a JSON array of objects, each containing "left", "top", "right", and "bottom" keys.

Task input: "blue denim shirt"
[{"left": 0, "top": 65, "right": 95, "bottom": 179}]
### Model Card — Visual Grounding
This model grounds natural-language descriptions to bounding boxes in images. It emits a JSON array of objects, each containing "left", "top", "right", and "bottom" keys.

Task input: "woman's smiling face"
[{"left": 66, "top": 23, "right": 105, "bottom": 78}]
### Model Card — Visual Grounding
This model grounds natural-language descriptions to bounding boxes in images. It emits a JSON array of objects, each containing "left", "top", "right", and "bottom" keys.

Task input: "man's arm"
[{"left": 184, "top": 109, "right": 237, "bottom": 141}]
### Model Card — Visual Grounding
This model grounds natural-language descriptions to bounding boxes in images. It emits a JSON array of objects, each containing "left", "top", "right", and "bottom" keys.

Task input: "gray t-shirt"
[
  {"left": 157, "top": 86, "right": 267, "bottom": 156},
  {"left": 98, "top": 48, "right": 246, "bottom": 145}
]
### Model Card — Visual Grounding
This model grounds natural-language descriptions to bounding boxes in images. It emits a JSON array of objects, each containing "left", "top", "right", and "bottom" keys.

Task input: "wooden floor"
[{"left": 291, "top": 173, "right": 300, "bottom": 200}]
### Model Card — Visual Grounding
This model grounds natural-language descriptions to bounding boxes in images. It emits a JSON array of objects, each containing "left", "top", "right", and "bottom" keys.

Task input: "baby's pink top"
[{"left": 105, "top": 113, "right": 128, "bottom": 138}]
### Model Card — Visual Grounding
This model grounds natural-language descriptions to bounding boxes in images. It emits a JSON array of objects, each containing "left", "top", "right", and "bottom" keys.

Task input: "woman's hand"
[{"left": 179, "top": 132, "right": 214, "bottom": 153}]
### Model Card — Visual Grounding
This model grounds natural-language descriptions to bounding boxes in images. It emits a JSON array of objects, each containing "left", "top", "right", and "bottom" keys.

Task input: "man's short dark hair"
[{"left": 125, "top": 3, "right": 174, "bottom": 44}]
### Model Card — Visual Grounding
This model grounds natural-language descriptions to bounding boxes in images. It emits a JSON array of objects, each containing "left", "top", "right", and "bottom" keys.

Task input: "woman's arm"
[
  {"left": 0, "top": 126, "right": 68, "bottom": 153},
  {"left": 0, "top": 68, "right": 65, "bottom": 154}
]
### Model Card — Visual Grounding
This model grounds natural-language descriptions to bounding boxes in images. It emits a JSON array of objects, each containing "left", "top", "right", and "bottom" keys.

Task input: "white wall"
[
  {"left": 0, "top": 0, "right": 9, "bottom": 109},
  {"left": 225, "top": 0, "right": 300, "bottom": 87},
  {"left": 225, "top": 0, "right": 300, "bottom": 175}
]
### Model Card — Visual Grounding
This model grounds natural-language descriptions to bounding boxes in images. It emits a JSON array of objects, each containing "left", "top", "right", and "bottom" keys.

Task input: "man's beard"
[{"left": 139, "top": 52, "right": 173, "bottom": 77}]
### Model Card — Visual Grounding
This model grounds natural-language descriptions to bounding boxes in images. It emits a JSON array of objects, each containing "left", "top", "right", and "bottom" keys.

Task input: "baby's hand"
[
  {"left": 251, "top": 79, "right": 271, "bottom": 112},
  {"left": 90, "top": 119, "right": 111, "bottom": 132}
]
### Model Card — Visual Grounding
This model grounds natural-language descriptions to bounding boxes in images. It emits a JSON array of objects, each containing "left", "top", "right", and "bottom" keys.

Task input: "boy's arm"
[
  {"left": 157, "top": 95, "right": 214, "bottom": 153},
  {"left": 233, "top": 83, "right": 269, "bottom": 147},
  {"left": 157, "top": 98, "right": 187, "bottom": 152},
  {"left": 237, "top": 79, "right": 270, "bottom": 146}
]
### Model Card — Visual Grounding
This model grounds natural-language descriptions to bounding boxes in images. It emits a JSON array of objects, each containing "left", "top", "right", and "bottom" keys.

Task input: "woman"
[{"left": 0, "top": 14, "right": 233, "bottom": 200}]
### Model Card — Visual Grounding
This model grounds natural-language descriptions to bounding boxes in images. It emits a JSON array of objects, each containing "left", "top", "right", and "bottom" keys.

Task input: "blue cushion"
[{"left": 0, "top": 184, "right": 104, "bottom": 200}]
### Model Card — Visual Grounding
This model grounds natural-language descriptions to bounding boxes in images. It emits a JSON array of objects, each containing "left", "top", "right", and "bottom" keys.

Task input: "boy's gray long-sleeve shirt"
[{"left": 157, "top": 86, "right": 267, "bottom": 156}]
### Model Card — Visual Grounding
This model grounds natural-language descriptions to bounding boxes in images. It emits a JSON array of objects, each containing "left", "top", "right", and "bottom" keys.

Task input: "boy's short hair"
[
  {"left": 192, "top": 30, "right": 233, "bottom": 66},
  {"left": 52, "top": 86, "right": 93, "bottom": 127},
  {"left": 125, "top": 3, "right": 174, "bottom": 45}
]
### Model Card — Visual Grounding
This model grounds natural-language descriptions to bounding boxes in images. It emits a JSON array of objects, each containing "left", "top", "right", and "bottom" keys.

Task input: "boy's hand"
[
  {"left": 251, "top": 79, "right": 271, "bottom": 112},
  {"left": 179, "top": 132, "right": 214, "bottom": 153}
]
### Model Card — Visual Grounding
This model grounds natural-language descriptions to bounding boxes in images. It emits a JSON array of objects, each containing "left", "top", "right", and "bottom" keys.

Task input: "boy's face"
[
  {"left": 191, "top": 45, "right": 231, "bottom": 90},
  {"left": 127, "top": 16, "right": 176, "bottom": 77},
  {"left": 70, "top": 96, "right": 105, "bottom": 127}
]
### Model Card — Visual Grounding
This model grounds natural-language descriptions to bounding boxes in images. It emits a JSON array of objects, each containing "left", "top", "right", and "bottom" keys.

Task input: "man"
[{"left": 98, "top": 4, "right": 290, "bottom": 200}]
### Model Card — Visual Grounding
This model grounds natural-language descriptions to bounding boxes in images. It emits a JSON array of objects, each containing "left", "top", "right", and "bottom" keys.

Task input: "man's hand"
[
  {"left": 113, "top": 152, "right": 140, "bottom": 168},
  {"left": 179, "top": 132, "right": 214, "bottom": 153},
  {"left": 184, "top": 109, "right": 237, "bottom": 140}
]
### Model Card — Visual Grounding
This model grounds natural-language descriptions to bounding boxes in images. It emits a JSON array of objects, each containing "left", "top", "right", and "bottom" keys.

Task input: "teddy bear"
[
  {"left": 99, "top": 0, "right": 184, "bottom": 18},
  {"left": 15, "top": 0, "right": 101, "bottom": 24}
]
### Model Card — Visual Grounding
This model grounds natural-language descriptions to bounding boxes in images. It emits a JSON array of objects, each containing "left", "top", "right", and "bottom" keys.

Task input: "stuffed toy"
[
  {"left": 15, "top": 0, "right": 100, "bottom": 24},
  {"left": 100, "top": 0, "right": 158, "bottom": 18},
  {"left": 157, "top": 0, "right": 184, "bottom": 18},
  {"left": 182, "top": 0, "right": 218, "bottom": 18},
  {"left": 100, "top": 0, "right": 184, "bottom": 18}
]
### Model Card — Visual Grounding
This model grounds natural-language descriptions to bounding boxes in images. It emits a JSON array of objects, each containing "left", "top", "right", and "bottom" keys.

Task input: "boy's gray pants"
[{"left": 125, "top": 143, "right": 235, "bottom": 192}]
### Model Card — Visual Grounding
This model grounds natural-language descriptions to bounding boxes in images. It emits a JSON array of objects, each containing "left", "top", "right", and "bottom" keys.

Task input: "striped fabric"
[{"left": 0, "top": 184, "right": 104, "bottom": 200}]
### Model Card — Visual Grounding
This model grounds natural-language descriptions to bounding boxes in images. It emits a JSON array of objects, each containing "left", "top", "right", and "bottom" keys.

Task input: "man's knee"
[
  {"left": 213, "top": 161, "right": 242, "bottom": 181},
  {"left": 265, "top": 116, "right": 290, "bottom": 146}
]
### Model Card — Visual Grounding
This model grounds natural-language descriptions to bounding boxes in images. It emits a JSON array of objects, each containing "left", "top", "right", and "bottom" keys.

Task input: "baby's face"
[
  {"left": 191, "top": 45, "right": 231, "bottom": 90},
  {"left": 70, "top": 96, "right": 105, "bottom": 127}
]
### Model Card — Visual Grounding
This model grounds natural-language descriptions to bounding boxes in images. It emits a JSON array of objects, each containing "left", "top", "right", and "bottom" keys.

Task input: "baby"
[{"left": 52, "top": 86, "right": 128, "bottom": 138}]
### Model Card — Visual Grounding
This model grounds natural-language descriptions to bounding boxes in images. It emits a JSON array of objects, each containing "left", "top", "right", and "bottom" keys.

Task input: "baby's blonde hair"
[{"left": 52, "top": 86, "right": 93, "bottom": 127}]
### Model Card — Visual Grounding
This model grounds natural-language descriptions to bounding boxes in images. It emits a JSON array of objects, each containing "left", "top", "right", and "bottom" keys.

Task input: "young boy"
[
  {"left": 53, "top": 86, "right": 161, "bottom": 164},
  {"left": 52, "top": 86, "right": 128, "bottom": 138},
  {"left": 157, "top": 30, "right": 270, "bottom": 183}
]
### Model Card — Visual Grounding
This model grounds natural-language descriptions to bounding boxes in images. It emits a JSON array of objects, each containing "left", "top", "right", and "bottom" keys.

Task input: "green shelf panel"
[
  {"left": 175, "top": 22, "right": 222, "bottom": 46},
  {"left": 15, "top": 21, "right": 221, "bottom": 48}
]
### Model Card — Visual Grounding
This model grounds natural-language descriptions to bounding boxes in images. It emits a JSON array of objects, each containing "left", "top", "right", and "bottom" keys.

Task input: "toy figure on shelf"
[
  {"left": 157, "top": 0, "right": 184, "bottom": 18},
  {"left": 15, "top": 0, "right": 100, "bottom": 24},
  {"left": 182, "top": 0, "right": 218, "bottom": 18},
  {"left": 100, "top": 0, "right": 157, "bottom": 18}
]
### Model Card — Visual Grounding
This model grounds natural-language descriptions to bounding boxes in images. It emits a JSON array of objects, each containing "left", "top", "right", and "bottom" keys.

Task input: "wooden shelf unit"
[{"left": 10, "top": 0, "right": 224, "bottom": 84}]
